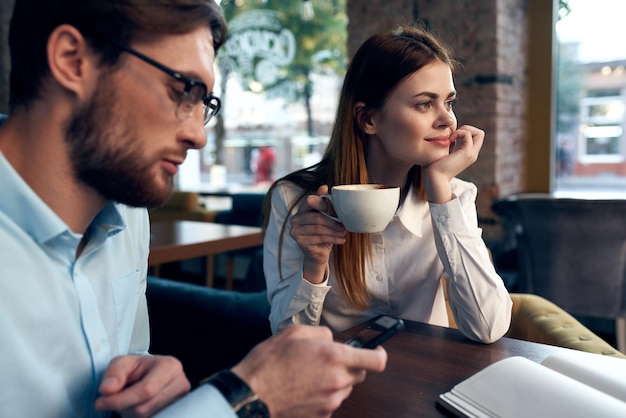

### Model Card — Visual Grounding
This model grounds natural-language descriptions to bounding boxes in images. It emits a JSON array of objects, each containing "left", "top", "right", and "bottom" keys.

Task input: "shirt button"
[
  {"left": 438, "top": 215, "right": 446, "bottom": 223},
  {"left": 313, "top": 292, "right": 322, "bottom": 298},
  {"left": 376, "top": 275, "right": 383, "bottom": 282}
]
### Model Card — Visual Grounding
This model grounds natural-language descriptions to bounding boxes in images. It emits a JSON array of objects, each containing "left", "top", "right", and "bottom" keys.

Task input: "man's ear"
[
  {"left": 353, "top": 101, "right": 376, "bottom": 135},
  {"left": 46, "top": 24, "right": 98, "bottom": 101}
]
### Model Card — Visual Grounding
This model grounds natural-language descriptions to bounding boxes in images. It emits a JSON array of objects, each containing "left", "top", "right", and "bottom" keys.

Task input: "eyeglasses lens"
[{"left": 175, "top": 84, "right": 204, "bottom": 122}]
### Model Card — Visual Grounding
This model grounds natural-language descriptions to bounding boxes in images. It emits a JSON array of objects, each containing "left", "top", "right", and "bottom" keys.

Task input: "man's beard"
[{"left": 64, "top": 74, "right": 173, "bottom": 208}]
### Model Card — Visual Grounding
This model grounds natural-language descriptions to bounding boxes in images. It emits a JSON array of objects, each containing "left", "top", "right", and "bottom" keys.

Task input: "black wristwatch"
[{"left": 201, "top": 370, "right": 270, "bottom": 417}]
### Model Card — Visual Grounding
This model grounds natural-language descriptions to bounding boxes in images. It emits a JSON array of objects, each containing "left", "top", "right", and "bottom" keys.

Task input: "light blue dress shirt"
[
  {"left": 0, "top": 150, "right": 150, "bottom": 417},
  {"left": 0, "top": 147, "right": 235, "bottom": 417}
]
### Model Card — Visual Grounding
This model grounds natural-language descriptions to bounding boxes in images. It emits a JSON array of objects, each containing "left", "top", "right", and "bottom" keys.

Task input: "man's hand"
[
  {"left": 95, "top": 355, "right": 191, "bottom": 418},
  {"left": 232, "top": 325, "right": 387, "bottom": 418}
]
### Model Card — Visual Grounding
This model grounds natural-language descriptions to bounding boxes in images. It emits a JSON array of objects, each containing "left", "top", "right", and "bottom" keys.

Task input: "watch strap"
[{"left": 201, "top": 370, "right": 269, "bottom": 417}]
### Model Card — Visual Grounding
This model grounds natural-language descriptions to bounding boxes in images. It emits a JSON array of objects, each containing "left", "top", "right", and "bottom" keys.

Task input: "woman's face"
[{"left": 364, "top": 59, "right": 457, "bottom": 170}]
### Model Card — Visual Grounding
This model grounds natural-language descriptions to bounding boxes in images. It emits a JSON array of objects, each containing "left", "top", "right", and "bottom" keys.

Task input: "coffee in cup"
[{"left": 320, "top": 184, "right": 400, "bottom": 233}]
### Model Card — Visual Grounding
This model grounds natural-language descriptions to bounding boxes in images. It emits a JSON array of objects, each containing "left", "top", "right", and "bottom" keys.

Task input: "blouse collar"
[{"left": 395, "top": 183, "right": 427, "bottom": 237}]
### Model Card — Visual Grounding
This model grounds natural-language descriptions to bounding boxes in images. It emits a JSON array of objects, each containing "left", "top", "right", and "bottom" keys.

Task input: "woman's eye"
[
  {"left": 416, "top": 101, "right": 432, "bottom": 110},
  {"left": 445, "top": 100, "right": 457, "bottom": 110}
]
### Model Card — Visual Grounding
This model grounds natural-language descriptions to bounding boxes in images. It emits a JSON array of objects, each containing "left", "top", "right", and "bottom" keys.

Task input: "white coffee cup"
[{"left": 320, "top": 184, "right": 400, "bottom": 233}]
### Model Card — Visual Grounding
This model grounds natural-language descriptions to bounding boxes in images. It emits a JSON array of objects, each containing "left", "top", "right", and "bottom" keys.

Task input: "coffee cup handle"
[{"left": 318, "top": 194, "right": 342, "bottom": 224}]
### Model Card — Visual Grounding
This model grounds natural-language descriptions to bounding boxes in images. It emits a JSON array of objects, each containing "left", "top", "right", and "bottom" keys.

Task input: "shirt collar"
[
  {"left": 395, "top": 183, "right": 427, "bottom": 237},
  {"left": 0, "top": 151, "right": 125, "bottom": 244}
]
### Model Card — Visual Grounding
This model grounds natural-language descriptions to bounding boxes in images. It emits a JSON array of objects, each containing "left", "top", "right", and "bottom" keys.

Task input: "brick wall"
[{"left": 347, "top": 0, "right": 528, "bottom": 246}]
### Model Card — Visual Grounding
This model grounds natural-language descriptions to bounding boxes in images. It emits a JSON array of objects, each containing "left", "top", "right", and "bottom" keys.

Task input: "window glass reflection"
[
  {"left": 555, "top": 0, "right": 626, "bottom": 196},
  {"left": 183, "top": 0, "right": 347, "bottom": 193}
]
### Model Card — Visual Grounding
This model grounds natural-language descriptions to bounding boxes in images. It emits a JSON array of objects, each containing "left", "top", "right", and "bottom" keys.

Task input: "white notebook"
[{"left": 438, "top": 350, "right": 626, "bottom": 418}]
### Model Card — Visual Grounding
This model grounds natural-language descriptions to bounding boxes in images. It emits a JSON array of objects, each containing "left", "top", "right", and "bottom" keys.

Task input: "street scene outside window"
[
  {"left": 177, "top": 0, "right": 345, "bottom": 196},
  {"left": 175, "top": 0, "right": 626, "bottom": 200},
  {"left": 555, "top": 0, "right": 626, "bottom": 198}
]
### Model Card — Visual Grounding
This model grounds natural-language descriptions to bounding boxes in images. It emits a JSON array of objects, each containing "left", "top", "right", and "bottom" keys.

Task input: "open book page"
[
  {"left": 541, "top": 350, "right": 626, "bottom": 403},
  {"left": 438, "top": 356, "right": 626, "bottom": 418}
]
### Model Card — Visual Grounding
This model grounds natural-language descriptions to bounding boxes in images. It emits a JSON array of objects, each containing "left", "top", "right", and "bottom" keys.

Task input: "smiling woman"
[{"left": 262, "top": 22, "right": 513, "bottom": 345}]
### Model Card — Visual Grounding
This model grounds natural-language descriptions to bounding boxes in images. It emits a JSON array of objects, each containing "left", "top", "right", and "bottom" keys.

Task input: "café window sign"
[{"left": 220, "top": 10, "right": 296, "bottom": 97}]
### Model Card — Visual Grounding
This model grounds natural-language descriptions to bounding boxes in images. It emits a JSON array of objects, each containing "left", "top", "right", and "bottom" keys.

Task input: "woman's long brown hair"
[{"left": 262, "top": 22, "right": 458, "bottom": 310}]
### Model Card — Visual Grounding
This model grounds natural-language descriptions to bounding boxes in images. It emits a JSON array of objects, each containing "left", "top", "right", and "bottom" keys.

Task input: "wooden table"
[
  {"left": 334, "top": 319, "right": 568, "bottom": 417},
  {"left": 149, "top": 221, "right": 263, "bottom": 288}
]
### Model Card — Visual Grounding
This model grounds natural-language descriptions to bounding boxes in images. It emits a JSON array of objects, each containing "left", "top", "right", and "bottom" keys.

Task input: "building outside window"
[{"left": 555, "top": 0, "right": 626, "bottom": 197}]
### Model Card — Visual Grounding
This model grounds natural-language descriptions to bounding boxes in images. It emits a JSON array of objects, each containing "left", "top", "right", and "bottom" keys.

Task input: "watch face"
[
  {"left": 204, "top": 370, "right": 269, "bottom": 418},
  {"left": 239, "top": 400, "right": 269, "bottom": 418}
]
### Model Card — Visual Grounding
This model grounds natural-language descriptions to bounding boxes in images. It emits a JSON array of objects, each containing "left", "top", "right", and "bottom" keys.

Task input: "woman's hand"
[
  {"left": 289, "top": 185, "right": 346, "bottom": 284},
  {"left": 422, "top": 125, "right": 484, "bottom": 204}
]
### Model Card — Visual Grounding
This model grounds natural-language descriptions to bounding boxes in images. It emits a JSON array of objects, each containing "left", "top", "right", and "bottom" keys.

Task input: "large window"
[{"left": 555, "top": 0, "right": 626, "bottom": 196}]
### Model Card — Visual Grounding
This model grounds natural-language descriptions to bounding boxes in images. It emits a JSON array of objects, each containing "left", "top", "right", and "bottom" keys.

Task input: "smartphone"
[{"left": 344, "top": 315, "right": 405, "bottom": 349}]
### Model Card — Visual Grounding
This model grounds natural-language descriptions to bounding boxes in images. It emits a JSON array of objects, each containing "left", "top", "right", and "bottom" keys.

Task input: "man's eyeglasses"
[{"left": 106, "top": 39, "right": 221, "bottom": 126}]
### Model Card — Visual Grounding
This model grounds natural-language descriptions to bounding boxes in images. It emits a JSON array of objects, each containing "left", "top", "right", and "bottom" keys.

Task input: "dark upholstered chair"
[
  {"left": 214, "top": 192, "right": 266, "bottom": 289},
  {"left": 146, "top": 276, "right": 271, "bottom": 387},
  {"left": 214, "top": 193, "right": 266, "bottom": 228},
  {"left": 492, "top": 194, "right": 626, "bottom": 352}
]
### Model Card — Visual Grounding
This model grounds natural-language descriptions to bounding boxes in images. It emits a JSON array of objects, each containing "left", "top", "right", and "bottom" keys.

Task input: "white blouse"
[{"left": 263, "top": 178, "right": 512, "bottom": 343}]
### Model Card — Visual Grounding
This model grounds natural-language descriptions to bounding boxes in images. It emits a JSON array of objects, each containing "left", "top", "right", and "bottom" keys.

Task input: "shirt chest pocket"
[{"left": 111, "top": 270, "right": 143, "bottom": 348}]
